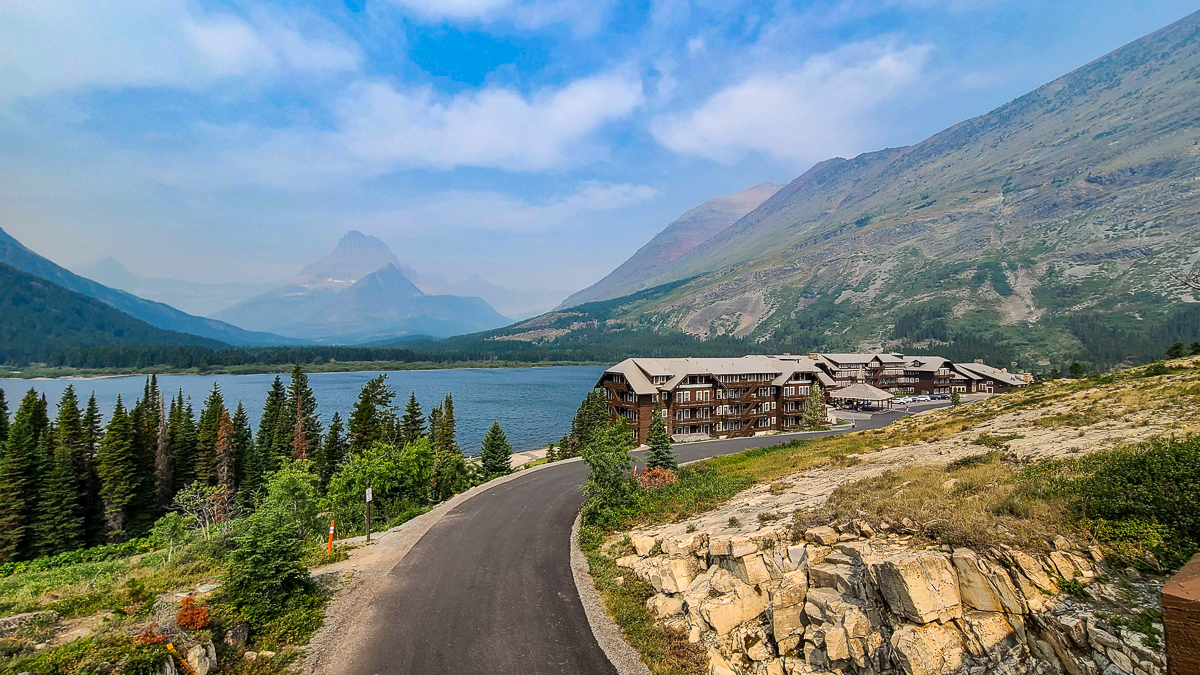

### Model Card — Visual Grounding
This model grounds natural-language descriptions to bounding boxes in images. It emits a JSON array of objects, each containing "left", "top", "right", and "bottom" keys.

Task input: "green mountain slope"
[
  {"left": 0, "top": 262, "right": 228, "bottom": 364},
  {"left": 0, "top": 226, "right": 300, "bottom": 346},
  {"left": 535, "top": 10, "right": 1200, "bottom": 370}
]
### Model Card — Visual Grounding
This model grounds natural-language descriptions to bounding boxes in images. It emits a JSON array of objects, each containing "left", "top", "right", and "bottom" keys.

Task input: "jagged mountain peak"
[{"left": 292, "top": 230, "right": 401, "bottom": 289}]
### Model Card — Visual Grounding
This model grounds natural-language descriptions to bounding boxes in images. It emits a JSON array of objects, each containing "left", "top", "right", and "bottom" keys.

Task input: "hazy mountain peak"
[{"left": 293, "top": 230, "right": 401, "bottom": 290}]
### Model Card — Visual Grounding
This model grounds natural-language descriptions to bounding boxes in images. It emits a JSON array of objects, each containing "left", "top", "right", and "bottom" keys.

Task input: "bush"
[
  {"left": 176, "top": 596, "right": 210, "bottom": 630},
  {"left": 636, "top": 468, "right": 678, "bottom": 491}
]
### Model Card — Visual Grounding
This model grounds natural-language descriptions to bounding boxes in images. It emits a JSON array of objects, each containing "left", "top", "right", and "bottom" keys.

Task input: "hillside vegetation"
[{"left": 510, "top": 12, "right": 1200, "bottom": 372}]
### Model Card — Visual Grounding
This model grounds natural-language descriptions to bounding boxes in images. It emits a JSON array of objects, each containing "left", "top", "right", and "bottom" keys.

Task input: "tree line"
[{"left": 0, "top": 367, "right": 515, "bottom": 563}]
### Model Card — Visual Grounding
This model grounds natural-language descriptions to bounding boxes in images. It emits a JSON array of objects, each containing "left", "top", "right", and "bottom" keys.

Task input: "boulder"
[
  {"left": 808, "top": 564, "right": 860, "bottom": 595},
  {"left": 1050, "top": 551, "right": 1078, "bottom": 580},
  {"left": 647, "top": 593, "right": 685, "bottom": 618},
  {"left": 615, "top": 555, "right": 640, "bottom": 569},
  {"left": 870, "top": 552, "right": 962, "bottom": 624},
  {"left": 951, "top": 549, "right": 1026, "bottom": 614},
  {"left": 834, "top": 541, "right": 874, "bottom": 561},
  {"left": 770, "top": 604, "right": 805, "bottom": 641},
  {"left": 891, "top": 621, "right": 966, "bottom": 675},
  {"left": 649, "top": 558, "right": 700, "bottom": 594},
  {"left": 805, "top": 527, "right": 839, "bottom": 546},
  {"left": 700, "top": 584, "right": 768, "bottom": 635},
  {"left": 767, "top": 568, "right": 809, "bottom": 609},
  {"left": 663, "top": 533, "right": 707, "bottom": 558},
  {"left": 722, "top": 553, "right": 771, "bottom": 585},
  {"left": 1008, "top": 550, "right": 1056, "bottom": 593},
  {"left": 186, "top": 645, "right": 213, "bottom": 675},
  {"left": 962, "top": 610, "right": 1017, "bottom": 657},
  {"left": 224, "top": 623, "right": 249, "bottom": 651},
  {"left": 632, "top": 535, "right": 657, "bottom": 557}
]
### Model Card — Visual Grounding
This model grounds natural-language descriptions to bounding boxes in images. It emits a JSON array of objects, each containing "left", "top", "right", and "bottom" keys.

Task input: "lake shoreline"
[{"left": 2, "top": 359, "right": 607, "bottom": 381}]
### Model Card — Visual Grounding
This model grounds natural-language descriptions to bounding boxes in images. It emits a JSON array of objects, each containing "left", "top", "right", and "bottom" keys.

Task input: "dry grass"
[{"left": 790, "top": 452, "right": 1070, "bottom": 552}]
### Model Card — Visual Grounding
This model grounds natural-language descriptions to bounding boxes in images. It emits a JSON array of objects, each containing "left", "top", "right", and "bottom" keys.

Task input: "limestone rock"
[
  {"left": 1008, "top": 550, "right": 1056, "bottom": 594},
  {"left": 616, "top": 555, "right": 640, "bottom": 569},
  {"left": 647, "top": 593, "right": 685, "bottom": 618},
  {"left": 224, "top": 623, "right": 249, "bottom": 651},
  {"left": 870, "top": 552, "right": 962, "bottom": 624},
  {"left": 722, "top": 553, "right": 771, "bottom": 585},
  {"left": 186, "top": 645, "right": 213, "bottom": 675},
  {"left": 1050, "top": 551, "right": 1078, "bottom": 580},
  {"left": 767, "top": 568, "right": 809, "bottom": 609},
  {"left": 951, "top": 548, "right": 1026, "bottom": 614},
  {"left": 805, "top": 526, "right": 839, "bottom": 546},
  {"left": 648, "top": 557, "right": 701, "bottom": 594},
  {"left": 663, "top": 532, "right": 707, "bottom": 558},
  {"left": 632, "top": 535, "right": 657, "bottom": 557},
  {"left": 700, "top": 583, "right": 768, "bottom": 635},
  {"left": 891, "top": 621, "right": 966, "bottom": 675},
  {"left": 962, "top": 610, "right": 1017, "bottom": 657}
]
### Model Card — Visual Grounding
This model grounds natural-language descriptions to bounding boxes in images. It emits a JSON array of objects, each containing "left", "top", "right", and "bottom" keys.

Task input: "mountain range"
[
  {"left": 76, "top": 257, "right": 271, "bottom": 318},
  {"left": 493, "top": 10, "right": 1200, "bottom": 369},
  {"left": 215, "top": 231, "right": 511, "bottom": 342},
  {"left": 0, "top": 226, "right": 295, "bottom": 347}
]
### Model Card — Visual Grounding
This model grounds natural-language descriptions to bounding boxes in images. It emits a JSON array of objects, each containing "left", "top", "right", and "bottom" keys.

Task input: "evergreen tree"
[
  {"left": 562, "top": 390, "right": 609, "bottom": 459},
  {"left": 428, "top": 404, "right": 444, "bottom": 454},
  {"left": 195, "top": 384, "right": 226, "bottom": 485},
  {"left": 645, "top": 405, "right": 677, "bottom": 470},
  {"left": 257, "top": 376, "right": 289, "bottom": 471},
  {"left": 348, "top": 375, "right": 397, "bottom": 453},
  {"left": 1167, "top": 341, "right": 1187, "bottom": 359},
  {"left": 479, "top": 421, "right": 513, "bottom": 476},
  {"left": 319, "top": 412, "right": 348, "bottom": 490},
  {"left": 33, "top": 436, "right": 84, "bottom": 557},
  {"left": 81, "top": 393, "right": 106, "bottom": 545},
  {"left": 154, "top": 395, "right": 172, "bottom": 511},
  {"left": 804, "top": 383, "right": 826, "bottom": 428},
  {"left": 235, "top": 402, "right": 265, "bottom": 507},
  {"left": 0, "top": 390, "right": 49, "bottom": 561},
  {"left": 439, "top": 394, "right": 458, "bottom": 454},
  {"left": 98, "top": 396, "right": 149, "bottom": 540},
  {"left": 1192, "top": 341, "right": 1200, "bottom": 356},
  {"left": 215, "top": 409, "right": 235, "bottom": 521},
  {"left": 398, "top": 393, "right": 426, "bottom": 446},
  {"left": 286, "top": 365, "right": 321, "bottom": 462},
  {"left": 0, "top": 389, "right": 9, "bottom": 453},
  {"left": 231, "top": 403, "right": 254, "bottom": 490},
  {"left": 168, "top": 392, "right": 199, "bottom": 493},
  {"left": 53, "top": 387, "right": 102, "bottom": 543}
]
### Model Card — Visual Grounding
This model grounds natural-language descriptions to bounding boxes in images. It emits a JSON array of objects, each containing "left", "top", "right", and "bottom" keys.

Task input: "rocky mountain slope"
[
  {"left": 558, "top": 183, "right": 782, "bottom": 309},
  {"left": 76, "top": 257, "right": 270, "bottom": 318},
  {"left": 0, "top": 261, "right": 226, "bottom": 363},
  {"left": 536, "top": 12, "right": 1200, "bottom": 370},
  {"left": 0, "top": 226, "right": 295, "bottom": 347},
  {"left": 216, "top": 232, "right": 510, "bottom": 342}
]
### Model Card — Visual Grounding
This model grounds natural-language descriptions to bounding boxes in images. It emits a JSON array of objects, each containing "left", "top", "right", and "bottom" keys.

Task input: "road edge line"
[{"left": 571, "top": 511, "right": 654, "bottom": 675}]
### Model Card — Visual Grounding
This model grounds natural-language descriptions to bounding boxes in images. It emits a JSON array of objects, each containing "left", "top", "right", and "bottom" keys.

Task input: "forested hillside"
[{"left": 0, "top": 262, "right": 226, "bottom": 363}]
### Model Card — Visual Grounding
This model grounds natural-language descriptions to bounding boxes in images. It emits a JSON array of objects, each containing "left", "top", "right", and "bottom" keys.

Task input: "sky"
[{"left": 1, "top": 0, "right": 1196, "bottom": 318}]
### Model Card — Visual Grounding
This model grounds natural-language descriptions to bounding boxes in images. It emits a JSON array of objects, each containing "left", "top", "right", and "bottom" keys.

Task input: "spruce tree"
[
  {"left": 215, "top": 410, "right": 235, "bottom": 520},
  {"left": 428, "top": 404, "right": 444, "bottom": 454},
  {"left": 195, "top": 384, "right": 226, "bottom": 485},
  {"left": 231, "top": 402, "right": 254, "bottom": 491},
  {"left": 154, "top": 395, "right": 172, "bottom": 511},
  {"left": 168, "top": 392, "right": 199, "bottom": 493},
  {"left": 33, "top": 436, "right": 85, "bottom": 557},
  {"left": 319, "top": 412, "right": 348, "bottom": 490},
  {"left": 399, "top": 393, "right": 426, "bottom": 446},
  {"left": 645, "top": 405, "right": 677, "bottom": 470},
  {"left": 286, "top": 365, "right": 321, "bottom": 462},
  {"left": 0, "top": 389, "right": 9, "bottom": 453},
  {"left": 349, "top": 375, "right": 396, "bottom": 453},
  {"left": 479, "top": 421, "right": 513, "bottom": 476},
  {"left": 439, "top": 394, "right": 459, "bottom": 454},
  {"left": 257, "top": 376, "right": 289, "bottom": 471},
  {"left": 563, "top": 390, "right": 609, "bottom": 458},
  {"left": 98, "top": 397, "right": 147, "bottom": 540},
  {"left": 81, "top": 392, "right": 106, "bottom": 545},
  {"left": 0, "top": 390, "right": 49, "bottom": 561}
]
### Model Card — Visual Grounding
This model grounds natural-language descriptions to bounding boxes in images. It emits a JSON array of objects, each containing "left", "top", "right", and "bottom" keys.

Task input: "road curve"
[{"left": 345, "top": 410, "right": 919, "bottom": 675}]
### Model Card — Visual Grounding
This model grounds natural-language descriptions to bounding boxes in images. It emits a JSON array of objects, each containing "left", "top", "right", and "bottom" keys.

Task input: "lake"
[{"left": 0, "top": 366, "right": 607, "bottom": 455}]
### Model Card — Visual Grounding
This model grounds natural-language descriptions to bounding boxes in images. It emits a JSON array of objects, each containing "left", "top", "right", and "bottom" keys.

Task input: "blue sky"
[{"left": 1, "top": 0, "right": 1196, "bottom": 317}]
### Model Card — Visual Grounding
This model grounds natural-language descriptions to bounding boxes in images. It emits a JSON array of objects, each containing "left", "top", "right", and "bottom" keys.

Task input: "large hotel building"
[{"left": 596, "top": 353, "right": 1030, "bottom": 443}]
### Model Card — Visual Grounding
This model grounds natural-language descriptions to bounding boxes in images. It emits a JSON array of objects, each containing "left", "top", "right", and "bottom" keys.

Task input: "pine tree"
[
  {"left": 349, "top": 375, "right": 396, "bottom": 453},
  {"left": 195, "top": 384, "right": 226, "bottom": 485},
  {"left": 319, "top": 412, "right": 348, "bottom": 490},
  {"left": 399, "top": 393, "right": 426, "bottom": 446},
  {"left": 33, "top": 436, "right": 84, "bottom": 557},
  {"left": 169, "top": 392, "right": 199, "bottom": 492},
  {"left": 563, "top": 390, "right": 609, "bottom": 458},
  {"left": 257, "top": 376, "right": 289, "bottom": 471},
  {"left": 645, "top": 405, "right": 677, "bottom": 470},
  {"left": 81, "top": 392, "right": 106, "bottom": 545},
  {"left": 479, "top": 421, "right": 513, "bottom": 476},
  {"left": 439, "top": 394, "right": 459, "bottom": 454},
  {"left": 0, "top": 389, "right": 9, "bottom": 453},
  {"left": 98, "top": 396, "right": 147, "bottom": 540},
  {"left": 287, "top": 365, "right": 321, "bottom": 462},
  {"left": 231, "top": 403, "right": 254, "bottom": 489},
  {"left": 0, "top": 390, "right": 49, "bottom": 561},
  {"left": 154, "top": 395, "right": 172, "bottom": 511},
  {"left": 428, "top": 404, "right": 444, "bottom": 454},
  {"left": 804, "top": 383, "right": 826, "bottom": 429},
  {"left": 215, "top": 410, "right": 235, "bottom": 521}
]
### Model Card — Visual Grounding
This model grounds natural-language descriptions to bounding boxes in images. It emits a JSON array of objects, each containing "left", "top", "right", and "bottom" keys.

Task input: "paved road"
[{"left": 347, "top": 409, "right": 929, "bottom": 675}]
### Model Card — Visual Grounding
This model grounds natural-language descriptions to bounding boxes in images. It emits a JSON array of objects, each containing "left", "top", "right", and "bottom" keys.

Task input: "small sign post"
[
  {"left": 327, "top": 519, "right": 335, "bottom": 555},
  {"left": 365, "top": 487, "right": 373, "bottom": 542}
]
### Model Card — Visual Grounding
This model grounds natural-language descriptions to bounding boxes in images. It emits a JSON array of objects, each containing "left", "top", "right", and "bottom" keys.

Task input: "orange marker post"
[{"left": 327, "top": 519, "right": 335, "bottom": 555}]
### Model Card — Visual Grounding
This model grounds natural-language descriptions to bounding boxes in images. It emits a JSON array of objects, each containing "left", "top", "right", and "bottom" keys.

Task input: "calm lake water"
[{"left": 0, "top": 366, "right": 606, "bottom": 455}]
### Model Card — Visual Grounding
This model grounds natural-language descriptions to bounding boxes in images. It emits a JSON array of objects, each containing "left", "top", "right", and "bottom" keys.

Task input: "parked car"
[
  {"left": 931, "top": 394, "right": 949, "bottom": 400},
  {"left": 893, "top": 397, "right": 913, "bottom": 404},
  {"left": 914, "top": 395, "right": 931, "bottom": 402}
]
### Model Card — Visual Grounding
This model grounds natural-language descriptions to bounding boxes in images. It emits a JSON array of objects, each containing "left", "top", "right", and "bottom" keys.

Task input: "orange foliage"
[
  {"left": 135, "top": 622, "right": 168, "bottom": 645},
  {"left": 636, "top": 467, "right": 678, "bottom": 491},
  {"left": 176, "top": 596, "right": 210, "bottom": 630}
]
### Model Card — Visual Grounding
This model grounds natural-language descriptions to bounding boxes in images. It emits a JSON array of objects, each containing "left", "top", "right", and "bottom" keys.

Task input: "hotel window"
[
  {"left": 696, "top": 390, "right": 711, "bottom": 402},
  {"left": 677, "top": 390, "right": 691, "bottom": 402}
]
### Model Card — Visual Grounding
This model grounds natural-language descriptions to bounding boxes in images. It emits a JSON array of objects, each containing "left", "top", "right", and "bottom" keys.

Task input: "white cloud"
[
  {"left": 387, "top": 0, "right": 514, "bottom": 21},
  {"left": 651, "top": 41, "right": 931, "bottom": 164},
  {"left": 330, "top": 72, "right": 644, "bottom": 171},
  {"left": 383, "top": 0, "right": 611, "bottom": 34},
  {"left": 0, "top": 0, "right": 361, "bottom": 101}
]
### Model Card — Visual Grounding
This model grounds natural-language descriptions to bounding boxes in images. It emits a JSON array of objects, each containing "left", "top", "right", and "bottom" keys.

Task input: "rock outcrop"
[{"left": 614, "top": 523, "right": 1165, "bottom": 675}]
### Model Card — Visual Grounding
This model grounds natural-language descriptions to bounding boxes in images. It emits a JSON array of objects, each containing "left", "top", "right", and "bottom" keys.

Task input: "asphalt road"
[{"left": 347, "top": 408, "right": 927, "bottom": 675}]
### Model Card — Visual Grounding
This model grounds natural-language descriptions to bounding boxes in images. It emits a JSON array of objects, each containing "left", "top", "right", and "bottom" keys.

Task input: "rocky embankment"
[{"left": 614, "top": 520, "right": 1164, "bottom": 675}]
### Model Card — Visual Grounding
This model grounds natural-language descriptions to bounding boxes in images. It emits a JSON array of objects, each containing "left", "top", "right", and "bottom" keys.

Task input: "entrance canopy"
[{"left": 830, "top": 383, "right": 894, "bottom": 402}]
